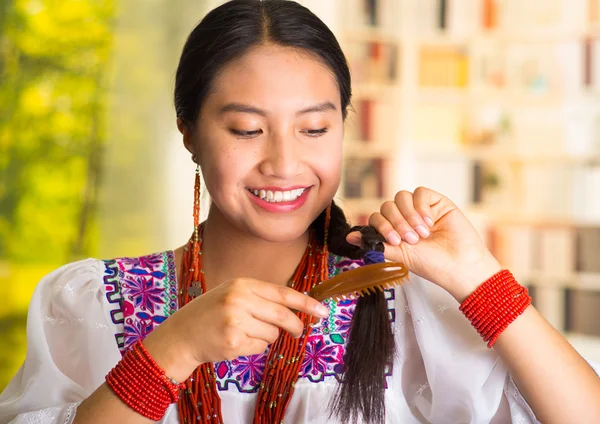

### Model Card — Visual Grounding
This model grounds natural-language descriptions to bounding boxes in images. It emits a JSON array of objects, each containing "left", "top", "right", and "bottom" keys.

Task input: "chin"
[{"left": 246, "top": 218, "right": 312, "bottom": 244}]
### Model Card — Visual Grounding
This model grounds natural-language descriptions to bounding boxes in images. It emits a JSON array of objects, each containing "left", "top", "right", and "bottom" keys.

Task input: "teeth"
[{"left": 252, "top": 188, "right": 306, "bottom": 203}]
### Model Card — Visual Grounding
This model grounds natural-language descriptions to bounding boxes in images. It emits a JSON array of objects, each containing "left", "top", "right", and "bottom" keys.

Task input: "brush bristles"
[{"left": 329, "top": 277, "right": 409, "bottom": 302}]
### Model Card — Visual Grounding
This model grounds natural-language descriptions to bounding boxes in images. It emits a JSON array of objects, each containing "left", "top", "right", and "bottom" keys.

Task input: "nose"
[{"left": 259, "top": 132, "right": 302, "bottom": 180}]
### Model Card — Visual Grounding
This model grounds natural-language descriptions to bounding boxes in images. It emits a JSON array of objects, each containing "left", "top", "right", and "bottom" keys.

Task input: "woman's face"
[{"left": 184, "top": 44, "right": 344, "bottom": 243}]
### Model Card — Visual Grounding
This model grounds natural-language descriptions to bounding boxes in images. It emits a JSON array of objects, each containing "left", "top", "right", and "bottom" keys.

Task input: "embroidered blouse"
[{"left": 1, "top": 251, "right": 598, "bottom": 423}]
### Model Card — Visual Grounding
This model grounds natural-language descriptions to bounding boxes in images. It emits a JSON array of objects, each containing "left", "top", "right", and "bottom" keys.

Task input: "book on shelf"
[
  {"left": 419, "top": 45, "right": 469, "bottom": 88},
  {"left": 340, "top": 0, "right": 399, "bottom": 32},
  {"left": 472, "top": 161, "right": 521, "bottom": 212},
  {"left": 503, "top": 41, "right": 587, "bottom": 98},
  {"left": 487, "top": 225, "right": 576, "bottom": 282},
  {"left": 584, "top": 37, "right": 600, "bottom": 90},
  {"left": 465, "top": 105, "right": 512, "bottom": 147},
  {"left": 470, "top": 40, "right": 506, "bottom": 91},
  {"left": 566, "top": 289, "right": 600, "bottom": 337},
  {"left": 571, "top": 165, "right": 600, "bottom": 222},
  {"left": 482, "top": 0, "right": 497, "bottom": 30},
  {"left": 346, "top": 98, "right": 395, "bottom": 144},
  {"left": 345, "top": 40, "right": 398, "bottom": 86},
  {"left": 343, "top": 157, "right": 386, "bottom": 199},
  {"left": 505, "top": 44, "right": 562, "bottom": 97},
  {"left": 342, "top": 100, "right": 374, "bottom": 142},
  {"left": 575, "top": 228, "right": 600, "bottom": 273},
  {"left": 414, "top": 0, "right": 480, "bottom": 37}
]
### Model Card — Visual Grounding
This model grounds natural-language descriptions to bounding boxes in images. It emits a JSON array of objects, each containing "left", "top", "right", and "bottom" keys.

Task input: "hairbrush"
[{"left": 308, "top": 262, "right": 409, "bottom": 302}]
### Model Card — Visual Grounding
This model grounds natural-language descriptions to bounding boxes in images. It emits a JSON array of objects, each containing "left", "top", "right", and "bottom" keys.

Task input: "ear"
[{"left": 177, "top": 117, "right": 197, "bottom": 160}]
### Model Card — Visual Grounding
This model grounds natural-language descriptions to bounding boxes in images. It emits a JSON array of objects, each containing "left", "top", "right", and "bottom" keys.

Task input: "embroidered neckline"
[{"left": 103, "top": 251, "right": 396, "bottom": 392}]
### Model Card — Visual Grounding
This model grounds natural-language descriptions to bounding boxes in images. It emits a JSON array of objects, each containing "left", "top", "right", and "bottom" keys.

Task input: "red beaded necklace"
[{"left": 177, "top": 173, "right": 331, "bottom": 423}]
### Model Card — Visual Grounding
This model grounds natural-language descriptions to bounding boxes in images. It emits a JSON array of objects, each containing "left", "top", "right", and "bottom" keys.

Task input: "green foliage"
[
  {"left": 0, "top": 311, "right": 27, "bottom": 388},
  {"left": 0, "top": 0, "right": 116, "bottom": 390},
  {"left": 0, "top": 0, "right": 115, "bottom": 264}
]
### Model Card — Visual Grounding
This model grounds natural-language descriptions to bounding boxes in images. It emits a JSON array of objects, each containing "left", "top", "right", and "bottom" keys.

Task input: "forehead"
[{"left": 207, "top": 44, "right": 341, "bottom": 112}]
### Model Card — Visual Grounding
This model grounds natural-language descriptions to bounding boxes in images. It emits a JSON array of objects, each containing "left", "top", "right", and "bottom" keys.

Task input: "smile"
[{"left": 247, "top": 188, "right": 307, "bottom": 203}]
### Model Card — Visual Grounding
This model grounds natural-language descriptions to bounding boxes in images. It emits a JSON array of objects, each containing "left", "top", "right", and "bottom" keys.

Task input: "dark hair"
[
  {"left": 174, "top": 1, "right": 394, "bottom": 422},
  {"left": 175, "top": 0, "right": 351, "bottom": 126}
]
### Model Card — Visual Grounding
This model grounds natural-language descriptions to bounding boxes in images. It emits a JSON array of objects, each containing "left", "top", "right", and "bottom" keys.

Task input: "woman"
[{"left": 1, "top": 1, "right": 599, "bottom": 423}]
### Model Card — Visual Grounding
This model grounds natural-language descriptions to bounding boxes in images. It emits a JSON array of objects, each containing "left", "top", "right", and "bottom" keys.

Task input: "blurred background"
[{"left": 1, "top": 0, "right": 600, "bottom": 391}]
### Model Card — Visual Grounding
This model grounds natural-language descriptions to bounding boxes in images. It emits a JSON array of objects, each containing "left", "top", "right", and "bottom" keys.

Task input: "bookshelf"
[{"left": 324, "top": 0, "right": 600, "bottom": 352}]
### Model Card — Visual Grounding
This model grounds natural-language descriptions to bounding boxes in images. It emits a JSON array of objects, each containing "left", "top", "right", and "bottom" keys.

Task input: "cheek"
[
  {"left": 200, "top": 144, "right": 242, "bottom": 196},
  {"left": 312, "top": 138, "right": 343, "bottom": 189}
]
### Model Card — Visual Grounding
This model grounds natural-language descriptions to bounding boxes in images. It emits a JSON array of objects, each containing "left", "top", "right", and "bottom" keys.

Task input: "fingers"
[
  {"left": 222, "top": 336, "right": 271, "bottom": 361},
  {"left": 411, "top": 187, "right": 436, "bottom": 227},
  {"left": 412, "top": 186, "right": 456, "bottom": 222},
  {"left": 369, "top": 211, "right": 402, "bottom": 246},
  {"left": 244, "top": 319, "right": 281, "bottom": 344},
  {"left": 394, "top": 190, "right": 431, "bottom": 239},
  {"left": 249, "top": 296, "right": 306, "bottom": 338},
  {"left": 251, "top": 281, "right": 329, "bottom": 319},
  {"left": 368, "top": 187, "right": 452, "bottom": 246}
]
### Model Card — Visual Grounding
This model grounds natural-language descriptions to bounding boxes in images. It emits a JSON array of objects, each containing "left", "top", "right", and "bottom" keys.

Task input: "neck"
[{"left": 177, "top": 204, "right": 312, "bottom": 290}]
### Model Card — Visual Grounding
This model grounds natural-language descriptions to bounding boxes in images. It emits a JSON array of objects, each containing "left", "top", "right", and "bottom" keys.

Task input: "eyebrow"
[{"left": 218, "top": 101, "right": 337, "bottom": 116}]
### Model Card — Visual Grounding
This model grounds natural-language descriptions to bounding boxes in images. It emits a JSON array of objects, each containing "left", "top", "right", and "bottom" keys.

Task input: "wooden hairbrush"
[{"left": 308, "top": 262, "right": 409, "bottom": 302}]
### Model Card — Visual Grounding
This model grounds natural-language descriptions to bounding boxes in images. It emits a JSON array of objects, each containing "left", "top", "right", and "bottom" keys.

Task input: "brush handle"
[{"left": 308, "top": 262, "right": 408, "bottom": 302}]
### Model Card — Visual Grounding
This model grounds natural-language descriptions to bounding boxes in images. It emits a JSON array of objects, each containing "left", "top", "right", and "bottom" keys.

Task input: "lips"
[
  {"left": 246, "top": 186, "right": 311, "bottom": 212},
  {"left": 247, "top": 187, "right": 307, "bottom": 203}
]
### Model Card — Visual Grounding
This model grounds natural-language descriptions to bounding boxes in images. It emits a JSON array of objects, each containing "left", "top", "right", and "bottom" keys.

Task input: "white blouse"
[{"left": 0, "top": 253, "right": 597, "bottom": 424}]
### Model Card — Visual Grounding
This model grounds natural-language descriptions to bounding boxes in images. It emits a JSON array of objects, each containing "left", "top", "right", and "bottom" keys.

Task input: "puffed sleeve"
[
  {"left": 391, "top": 274, "right": 600, "bottom": 424},
  {"left": 0, "top": 259, "right": 122, "bottom": 424}
]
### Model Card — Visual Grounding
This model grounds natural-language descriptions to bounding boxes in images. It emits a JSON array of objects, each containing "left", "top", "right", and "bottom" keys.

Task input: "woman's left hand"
[{"left": 347, "top": 187, "right": 501, "bottom": 301}]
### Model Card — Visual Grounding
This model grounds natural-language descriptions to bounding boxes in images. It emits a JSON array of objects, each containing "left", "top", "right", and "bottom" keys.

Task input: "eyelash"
[
  {"left": 230, "top": 128, "right": 328, "bottom": 139},
  {"left": 303, "top": 128, "right": 328, "bottom": 137},
  {"left": 230, "top": 129, "right": 262, "bottom": 138}
]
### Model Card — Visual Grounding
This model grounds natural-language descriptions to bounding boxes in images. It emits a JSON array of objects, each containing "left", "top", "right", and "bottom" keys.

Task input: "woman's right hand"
[{"left": 143, "top": 278, "right": 330, "bottom": 382}]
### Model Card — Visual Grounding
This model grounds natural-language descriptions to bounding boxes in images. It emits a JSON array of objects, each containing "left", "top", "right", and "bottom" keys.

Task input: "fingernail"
[
  {"left": 316, "top": 304, "right": 329, "bottom": 318},
  {"left": 387, "top": 231, "right": 402, "bottom": 246},
  {"left": 424, "top": 217, "right": 434, "bottom": 227},
  {"left": 415, "top": 225, "right": 430, "bottom": 238},
  {"left": 404, "top": 231, "right": 419, "bottom": 244}
]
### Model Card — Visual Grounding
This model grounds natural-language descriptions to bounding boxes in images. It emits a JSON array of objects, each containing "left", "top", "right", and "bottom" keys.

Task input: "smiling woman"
[
  {"left": 180, "top": 44, "right": 344, "bottom": 243},
  {"left": 1, "top": 1, "right": 600, "bottom": 424}
]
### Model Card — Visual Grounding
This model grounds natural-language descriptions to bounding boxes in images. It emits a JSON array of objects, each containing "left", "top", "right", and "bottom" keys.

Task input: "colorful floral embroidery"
[
  {"left": 302, "top": 335, "right": 344, "bottom": 381},
  {"left": 125, "top": 276, "right": 165, "bottom": 312},
  {"left": 103, "top": 251, "right": 178, "bottom": 355},
  {"left": 104, "top": 251, "right": 396, "bottom": 392},
  {"left": 102, "top": 259, "right": 124, "bottom": 349},
  {"left": 212, "top": 254, "right": 396, "bottom": 391},
  {"left": 215, "top": 354, "right": 268, "bottom": 392}
]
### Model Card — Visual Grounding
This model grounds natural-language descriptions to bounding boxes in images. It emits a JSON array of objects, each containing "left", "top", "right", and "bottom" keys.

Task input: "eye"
[
  {"left": 230, "top": 129, "right": 263, "bottom": 139},
  {"left": 301, "top": 128, "right": 328, "bottom": 137}
]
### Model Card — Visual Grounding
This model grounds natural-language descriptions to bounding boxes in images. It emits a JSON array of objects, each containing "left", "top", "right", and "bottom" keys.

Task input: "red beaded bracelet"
[
  {"left": 106, "top": 339, "right": 186, "bottom": 421},
  {"left": 459, "top": 269, "right": 531, "bottom": 348}
]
